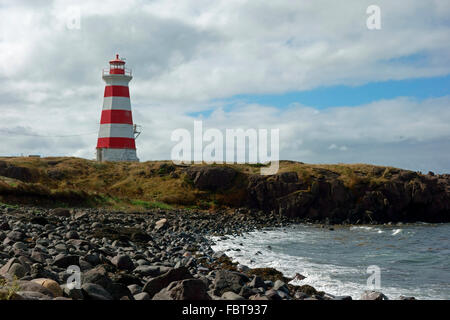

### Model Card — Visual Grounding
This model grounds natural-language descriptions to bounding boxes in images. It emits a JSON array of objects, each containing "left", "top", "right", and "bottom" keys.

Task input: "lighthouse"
[{"left": 96, "top": 54, "right": 139, "bottom": 162}]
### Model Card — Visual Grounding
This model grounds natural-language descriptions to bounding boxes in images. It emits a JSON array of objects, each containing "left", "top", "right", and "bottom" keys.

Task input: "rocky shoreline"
[{"left": 0, "top": 205, "right": 413, "bottom": 300}]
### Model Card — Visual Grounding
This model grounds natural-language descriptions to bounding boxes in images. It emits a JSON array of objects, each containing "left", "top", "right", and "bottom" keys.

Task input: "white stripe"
[
  {"left": 102, "top": 97, "right": 131, "bottom": 110},
  {"left": 98, "top": 123, "right": 135, "bottom": 138},
  {"left": 102, "top": 74, "right": 132, "bottom": 86}
]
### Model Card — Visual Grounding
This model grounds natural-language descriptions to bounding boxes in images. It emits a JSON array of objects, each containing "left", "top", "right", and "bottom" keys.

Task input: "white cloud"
[{"left": 0, "top": 1, "right": 449, "bottom": 172}]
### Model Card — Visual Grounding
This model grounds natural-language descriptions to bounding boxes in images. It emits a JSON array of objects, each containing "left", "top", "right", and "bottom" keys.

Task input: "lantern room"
[{"left": 109, "top": 54, "right": 126, "bottom": 74}]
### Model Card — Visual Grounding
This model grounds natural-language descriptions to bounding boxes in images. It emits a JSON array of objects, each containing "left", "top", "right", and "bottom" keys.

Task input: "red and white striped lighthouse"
[{"left": 96, "top": 54, "right": 139, "bottom": 162}]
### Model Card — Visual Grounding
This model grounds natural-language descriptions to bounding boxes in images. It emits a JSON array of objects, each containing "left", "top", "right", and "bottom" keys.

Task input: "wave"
[{"left": 209, "top": 224, "right": 450, "bottom": 300}]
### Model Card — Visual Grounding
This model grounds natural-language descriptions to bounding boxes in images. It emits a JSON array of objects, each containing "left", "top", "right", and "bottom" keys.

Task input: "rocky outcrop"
[
  {"left": 185, "top": 166, "right": 238, "bottom": 190},
  {"left": 246, "top": 170, "right": 450, "bottom": 223},
  {"left": 0, "top": 161, "right": 33, "bottom": 182}
]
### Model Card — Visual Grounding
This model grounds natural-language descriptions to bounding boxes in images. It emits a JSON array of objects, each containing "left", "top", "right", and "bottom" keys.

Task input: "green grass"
[
  {"left": 130, "top": 199, "right": 173, "bottom": 210},
  {"left": 0, "top": 277, "right": 20, "bottom": 300},
  {"left": 0, "top": 201, "right": 19, "bottom": 209}
]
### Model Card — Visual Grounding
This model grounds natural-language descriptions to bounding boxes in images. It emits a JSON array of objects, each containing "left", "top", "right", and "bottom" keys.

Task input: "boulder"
[
  {"left": 17, "top": 280, "right": 55, "bottom": 297},
  {"left": 82, "top": 265, "right": 113, "bottom": 290},
  {"left": 30, "top": 216, "right": 49, "bottom": 226},
  {"left": 273, "top": 280, "right": 289, "bottom": 294},
  {"left": 81, "top": 283, "right": 113, "bottom": 300},
  {"left": 265, "top": 289, "right": 282, "bottom": 300},
  {"left": 134, "top": 292, "right": 151, "bottom": 300},
  {"left": 221, "top": 291, "right": 245, "bottom": 300},
  {"left": 249, "top": 294, "right": 270, "bottom": 300},
  {"left": 50, "top": 208, "right": 70, "bottom": 217},
  {"left": 154, "top": 218, "right": 168, "bottom": 231},
  {"left": 6, "top": 230, "right": 25, "bottom": 241},
  {"left": 65, "top": 231, "right": 79, "bottom": 240},
  {"left": 143, "top": 266, "right": 192, "bottom": 298},
  {"left": 106, "top": 282, "right": 134, "bottom": 300},
  {"left": 16, "top": 291, "right": 52, "bottom": 300},
  {"left": 127, "top": 284, "right": 142, "bottom": 295},
  {"left": 111, "top": 254, "right": 134, "bottom": 271},
  {"left": 213, "top": 270, "right": 249, "bottom": 296},
  {"left": 153, "top": 279, "right": 211, "bottom": 300},
  {"left": 239, "top": 285, "right": 259, "bottom": 299},
  {"left": 61, "top": 284, "right": 83, "bottom": 300},
  {"left": 6, "top": 262, "right": 26, "bottom": 279},
  {"left": 248, "top": 275, "right": 266, "bottom": 289},
  {"left": 360, "top": 290, "right": 389, "bottom": 300},
  {"left": 31, "top": 278, "right": 63, "bottom": 297},
  {"left": 133, "top": 265, "right": 169, "bottom": 277},
  {"left": 52, "top": 254, "right": 80, "bottom": 268}
]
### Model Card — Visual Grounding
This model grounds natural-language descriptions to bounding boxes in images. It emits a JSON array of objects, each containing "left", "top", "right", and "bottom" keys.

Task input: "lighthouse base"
[{"left": 96, "top": 148, "right": 139, "bottom": 162}]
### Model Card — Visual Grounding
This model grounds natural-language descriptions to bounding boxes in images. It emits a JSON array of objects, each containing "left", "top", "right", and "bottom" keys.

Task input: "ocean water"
[{"left": 210, "top": 223, "right": 450, "bottom": 300}]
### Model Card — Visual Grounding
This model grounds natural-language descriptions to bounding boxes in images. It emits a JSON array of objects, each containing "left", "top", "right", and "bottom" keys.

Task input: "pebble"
[{"left": 0, "top": 205, "right": 392, "bottom": 301}]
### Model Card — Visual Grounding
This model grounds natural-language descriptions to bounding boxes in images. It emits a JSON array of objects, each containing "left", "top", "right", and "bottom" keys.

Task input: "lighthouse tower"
[{"left": 96, "top": 54, "right": 139, "bottom": 162}]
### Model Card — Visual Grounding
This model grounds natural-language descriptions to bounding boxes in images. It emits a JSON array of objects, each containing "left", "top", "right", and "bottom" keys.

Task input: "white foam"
[{"left": 209, "top": 225, "right": 447, "bottom": 300}]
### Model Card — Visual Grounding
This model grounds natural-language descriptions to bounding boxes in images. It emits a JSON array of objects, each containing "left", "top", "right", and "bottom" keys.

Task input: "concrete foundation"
[{"left": 96, "top": 148, "right": 139, "bottom": 162}]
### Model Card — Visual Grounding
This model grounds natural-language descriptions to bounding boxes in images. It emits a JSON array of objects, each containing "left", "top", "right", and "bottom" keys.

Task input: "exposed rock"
[
  {"left": 6, "top": 230, "right": 25, "bottom": 241},
  {"left": 8, "top": 263, "right": 27, "bottom": 279},
  {"left": 213, "top": 270, "right": 249, "bottom": 296},
  {"left": 133, "top": 265, "right": 169, "bottom": 277},
  {"left": 143, "top": 267, "right": 192, "bottom": 298},
  {"left": 153, "top": 279, "right": 210, "bottom": 300},
  {"left": 111, "top": 255, "right": 134, "bottom": 271},
  {"left": 185, "top": 166, "right": 237, "bottom": 190},
  {"left": 239, "top": 285, "right": 259, "bottom": 299},
  {"left": 248, "top": 275, "right": 266, "bottom": 289},
  {"left": 249, "top": 294, "right": 270, "bottom": 300},
  {"left": 0, "top": 164, "right": 32, "bottom": 182},
  {"left": 65, "top": 231, "right": 79, "bottom": 240},
  {"left": 154, "top": 218, "right": 168, "bottom": 231},
  {"left": 360, "top": 290, "right": 389, "bottom": 300},
  {"left": 82, "top": 283, "right": 113, "bottom": 300},
  {"left": 134, "top": 292, "right": 150, "bottom": 300},
  {"left": 16, "top": 291, "right": 52, "bottom": 300},
  {"left": 17, "top": 280, "right": 55, "bottom": 297},
  {"left": 50, "top": 208, "right": 70, "bottom": 217},
  {"left": 127, "top": 284, "right": 142, "bottom": 295},
  {"left": 221, "top": 291, "right": 245, "bottom": 300},
  {"left": 273, "top": 280, "right": 289, "bottom": 294},
  {"left": 0, "top": 258, "right": 21, "bottom": 276},
  {"left": 53, "top": 254, "right": 80, "bottom": 268},
  {"left": 82, "top": 265, "right": 113, "bottom": 289},
  {"left": 30, "top": 216, "right": 49, "bottom": 226},
  {"left": 265, "top": 289, "right": 282, "bottom": 300},
  {"left": 31, "top": 278, "right": 63, "bottom": 297},
  {"left": 61, "top": 284, "right": 83, "bottom": 300}
]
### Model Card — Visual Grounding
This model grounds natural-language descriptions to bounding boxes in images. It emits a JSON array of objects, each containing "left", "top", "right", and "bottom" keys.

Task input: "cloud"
[{"left": 0, "top": 1, "right": 449, "bottom": 172}]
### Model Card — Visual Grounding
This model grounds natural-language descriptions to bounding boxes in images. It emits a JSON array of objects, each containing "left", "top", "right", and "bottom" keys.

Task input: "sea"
[{"left": 210, "top": 223, "right": 450, "bottom": 300}]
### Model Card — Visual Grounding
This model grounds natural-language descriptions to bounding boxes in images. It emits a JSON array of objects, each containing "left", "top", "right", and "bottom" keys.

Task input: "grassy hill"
[{"left": 0, "top": 156, "right": 396, "bottom": 211}]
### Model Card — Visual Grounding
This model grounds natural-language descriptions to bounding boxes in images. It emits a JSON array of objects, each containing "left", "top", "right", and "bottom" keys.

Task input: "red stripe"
[
  {"left": 100, "top": 109, "right": 133, "bottom": 124},
  {"left": 104, "top": 86, "right": 130, "bottom": 97},
  {"left": 97, "top": 137, "right": 136, "bottom": 149}
]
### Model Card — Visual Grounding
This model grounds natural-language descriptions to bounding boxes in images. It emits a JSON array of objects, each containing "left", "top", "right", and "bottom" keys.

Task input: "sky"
[{"left": 0, "top": 0, "right": 449, "bottom": 173}]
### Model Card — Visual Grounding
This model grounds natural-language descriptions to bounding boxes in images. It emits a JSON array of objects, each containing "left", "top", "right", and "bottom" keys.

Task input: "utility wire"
[{"left": 0, "top": 128, "right": 98, "bottom": 138}]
